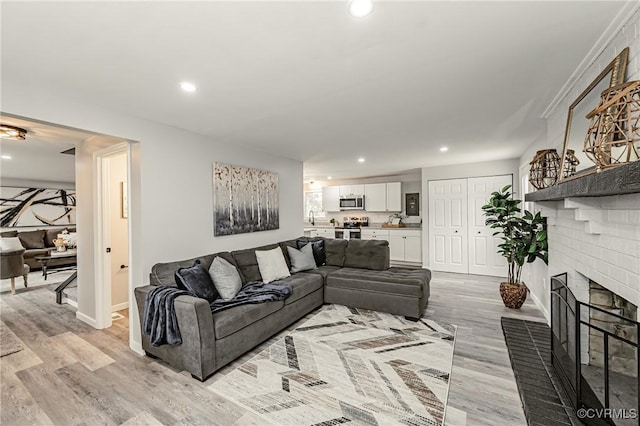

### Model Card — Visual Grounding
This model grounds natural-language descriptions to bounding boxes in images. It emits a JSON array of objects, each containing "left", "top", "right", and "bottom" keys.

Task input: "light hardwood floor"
[{"left": 0, "top": 271, "right": 545, "bottom": 425}]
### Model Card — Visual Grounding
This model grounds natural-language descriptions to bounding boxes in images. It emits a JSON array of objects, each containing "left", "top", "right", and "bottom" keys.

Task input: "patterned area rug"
[
  {"left": 208, "top": 304, "right": 456, "bottom": 425},
  {"left": 0, "top": 321, "right": 23, "bottom": 357}
]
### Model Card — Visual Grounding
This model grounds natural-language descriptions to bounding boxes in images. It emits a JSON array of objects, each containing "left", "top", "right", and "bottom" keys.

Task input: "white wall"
[
  {"left": 420, "top": 158, "right": 520, "bottom": 267},
  {"left": 519, "top": 7, "right": 640, "bottom": 323},
  {"left": 3, "top": 79, "right": 303, "bottom": 353}
]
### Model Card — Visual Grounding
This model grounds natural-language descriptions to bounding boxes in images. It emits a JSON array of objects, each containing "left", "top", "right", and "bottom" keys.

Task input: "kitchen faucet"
[{"left": 308, "top": 210, "right": 315, "bottom": 226}]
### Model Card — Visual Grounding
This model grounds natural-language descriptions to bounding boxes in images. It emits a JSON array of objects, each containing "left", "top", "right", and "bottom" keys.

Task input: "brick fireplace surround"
[{"left": 526, "top": 161, "right": 640, "bottom": 323}]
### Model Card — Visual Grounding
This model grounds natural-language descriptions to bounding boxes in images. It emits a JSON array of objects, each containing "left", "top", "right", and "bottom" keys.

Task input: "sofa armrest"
[{"left": 134, "top": 285, "right": 217, "bottom": 380}]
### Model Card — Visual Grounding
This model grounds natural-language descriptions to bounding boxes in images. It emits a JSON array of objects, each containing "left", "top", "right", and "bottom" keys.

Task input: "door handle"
[{"left": 120, "top": 265, "right": 128, "bottom": 269}]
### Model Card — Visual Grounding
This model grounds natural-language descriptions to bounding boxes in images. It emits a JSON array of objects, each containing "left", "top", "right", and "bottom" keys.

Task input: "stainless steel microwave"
[{"left": 339, "top": 195, "right": 364, "bottom": 210}]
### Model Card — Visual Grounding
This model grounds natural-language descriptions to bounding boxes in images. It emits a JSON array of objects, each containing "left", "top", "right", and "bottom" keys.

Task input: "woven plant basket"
[{"left": 499, "top": 282, "right": 528, "bottom": 309}]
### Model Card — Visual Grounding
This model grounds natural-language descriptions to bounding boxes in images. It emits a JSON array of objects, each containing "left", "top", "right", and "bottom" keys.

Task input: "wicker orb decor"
[
  {"left": 562, "top": 149, "right": 579, "bottom": 178},
  {"left": 584, "top": 80, "right": 640, "bottom": 171},
  {"left": 529, "top": 149, "right": 561, "bottom": 189}
]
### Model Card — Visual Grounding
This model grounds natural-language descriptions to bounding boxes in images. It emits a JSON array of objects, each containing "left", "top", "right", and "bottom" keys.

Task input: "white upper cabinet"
[
  {"left": 322, "top": 186, "right": 340, "bottom": 212},
  {"left": 386, "top": 182, "right": 402, "bottom": 211},
  {"left": 363, "top": 182, "right": 402, "bottom": 212},
  {"left": 339, "top": 185, "right": 365, "bottom": 196},
  {"left": 364, "top": 183, "right": 386, "bottom": 211}
]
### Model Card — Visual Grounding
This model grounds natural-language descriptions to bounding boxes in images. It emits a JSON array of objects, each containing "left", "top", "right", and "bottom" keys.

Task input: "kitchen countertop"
[{"left": 304, "top": 224, "right": 422, "bottom": 230}]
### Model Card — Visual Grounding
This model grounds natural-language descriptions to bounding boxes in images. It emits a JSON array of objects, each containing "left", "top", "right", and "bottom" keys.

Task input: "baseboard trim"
[
  {"left": 529, "top": 289, "right": 550, "bottom": 325},
  {"left": 129, "top": 340, "right": 144, "bottom": 356},
  {"left": 63, "top": 298, "right": 78, "bottom": 308},
  {"left": 76, "top": 311, "right": 97, "bottom": 328},
  {"left": 112, "top": 301, "right": 129, "bottom": 312}
]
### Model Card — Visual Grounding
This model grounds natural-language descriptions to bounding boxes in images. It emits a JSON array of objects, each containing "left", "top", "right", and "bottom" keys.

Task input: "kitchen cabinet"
[
  {"left": 361, "top": 229, "right": 390, "bottom": 240},
  {"left": 364, "top": 183, "right": 386, "bottom": 211},
  {"left": 386, "top": 182, "right": 402, "bottom": 212},
  {"left": 311, "top": 228, "right": 335, "bottom": 238},
  {"left": 388, "top": 229, "right": 422, "bottom": 262},
  {"left": 339, "top": 184, "right": 365, "bottom": 196},
  {"left": 322, "top": 186, "right": 340, "bottom": 212},
  {"left": 363, "top": 182, "right": 402, "bottom": 212}
]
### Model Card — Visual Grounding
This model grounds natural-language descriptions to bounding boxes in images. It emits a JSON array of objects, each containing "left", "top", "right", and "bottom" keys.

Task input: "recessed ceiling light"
[
  {"left": 327, "top": 176, "right": 332, "bottom": 180},
  {"left": 179, "top": 81, "right": 197, "bottom": 93},
  {"left": 440, "top": 146, "right": 449, "bottom": 152},
  {"left": 348, "top": 0, "right": 374, "bottom": 18},
  {"left": 1, "top": 155, "right": 12, "bottom": 160},
  {"left": 357, "top": 158, "right": 365, "bottom": 163}
]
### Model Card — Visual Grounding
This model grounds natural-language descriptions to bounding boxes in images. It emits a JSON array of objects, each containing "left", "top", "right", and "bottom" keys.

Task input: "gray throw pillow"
[
  {"left": 209, "top": 256, "right": 242, "bottom": 300},
  {"left": 287, "top": 244, "right": 318, "bottom": 273}
]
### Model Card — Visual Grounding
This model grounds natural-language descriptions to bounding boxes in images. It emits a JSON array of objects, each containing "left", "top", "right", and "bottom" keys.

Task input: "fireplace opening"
[{"left": 551, "top": 273, "right": 639, "bottom": 425}]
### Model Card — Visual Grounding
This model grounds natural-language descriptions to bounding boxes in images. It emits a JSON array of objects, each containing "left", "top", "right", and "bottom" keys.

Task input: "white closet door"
[
  {"left": 467, "top": 175, "right": 512, "bottom": 277},
  {"left": 428, "top": 179, "right": 468, "bottom": 273}
]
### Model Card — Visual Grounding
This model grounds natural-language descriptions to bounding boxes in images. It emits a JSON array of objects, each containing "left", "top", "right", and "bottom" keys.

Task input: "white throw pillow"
[
  {"left": 255, "top": 247, "right": 291, "bottom": 283},
  {"left": 208, "top": 256, "right": 242, "bottom": 301},
  {"left": 0, "top": 237, "right": 24, "bottom": 252},
  {"left": 287, "top": 244, "right": 317, "bottom": 273}
]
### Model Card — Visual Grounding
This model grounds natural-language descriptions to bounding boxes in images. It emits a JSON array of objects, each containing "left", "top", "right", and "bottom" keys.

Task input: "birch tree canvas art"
[
  {"left": 213, "top": 163, "right": 279, "bottom": 236},
  {"left": 0, "top": 187, "right": 76, "bottom": 227}
]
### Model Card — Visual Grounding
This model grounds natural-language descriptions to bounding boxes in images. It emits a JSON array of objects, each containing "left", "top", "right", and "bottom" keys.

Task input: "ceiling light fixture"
[
  {"left": 348, "top": 0, "right": 374, "bottom": 18},
  {"left": 440, "top": 146, "right": 449, "bottom": 152},
  {"left": 179, "top": 81, "right": 197, "bottom": 93},
  {"left": 0, "top": 124, "right": 27, "bottom": 140},
  {"left": 1, "top": 155, "right": 12, "bottom": 160},
  {"left": 358, "top": 158, "right": 365, "bottom": 163},
  {"left": 327, "top": 176, "right": 333, "bottom": 180}
]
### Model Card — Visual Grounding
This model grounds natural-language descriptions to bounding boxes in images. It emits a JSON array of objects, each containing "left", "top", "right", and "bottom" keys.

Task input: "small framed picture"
[{"left": 121, "top": 181, "right": 128, "bottom": 218}]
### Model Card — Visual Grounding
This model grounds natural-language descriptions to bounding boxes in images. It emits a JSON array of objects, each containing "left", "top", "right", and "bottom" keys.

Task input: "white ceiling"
[
  {"left": 1, "top": 1, "right": 631, "bottom": 180},
  {"left": 0, "top": 116, "right": 83, "bottom": 183}
]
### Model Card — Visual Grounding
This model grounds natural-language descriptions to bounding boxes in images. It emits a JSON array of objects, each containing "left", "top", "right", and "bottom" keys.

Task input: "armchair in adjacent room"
[{"left": 0, "top": 238, "right": 30, "bottom": 295}]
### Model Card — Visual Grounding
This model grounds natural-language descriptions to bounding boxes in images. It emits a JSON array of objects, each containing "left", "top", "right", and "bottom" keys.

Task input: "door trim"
[{"left": 94, "top": 142, "right": 130, "bottom": 330}]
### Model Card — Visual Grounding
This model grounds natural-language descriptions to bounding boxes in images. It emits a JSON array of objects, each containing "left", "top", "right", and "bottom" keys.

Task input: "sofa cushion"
[
  {"left": 23, "top": 248, "right": 49, "bottom": 259},
  {"left": 323, "top": 238, "right": 347, "bottom": 267},
  {"left": 301, "top": 265, "right": 341, "bottom": 285},
  {"left": 279, "top": 272, "right": 323, "bottom": 305},
  {"left": 344, "top": 239, "right": 390, "bottom": 270},
  {"left": 326, "top": 267, "right": 430, "bottom": 298},
  {"left": 209, "top": 257, "right": 242, "bottom": 300},
  {"left": 174, "top": 260, "right": 219, "bottom": 303},
  {"left": 231, "top": 243, "right": 280, "bottom": 283},
  {"left": 44, "top": 228, "right": 66, "bottom": 247},
  {"left": 296, "top": 239, "right": 326, "bottom": 266},
  {"left": 18, "top": 230, "right": 45, "bottom": 249},
  {"left": 213, "top": 300, "right": 284, "bottom": 339},
  {"left": 286, "top": 244, "right": 317, "bottom": 273},
  {"left": 256, "top": 247, "right": 290, "bottom": 283}
]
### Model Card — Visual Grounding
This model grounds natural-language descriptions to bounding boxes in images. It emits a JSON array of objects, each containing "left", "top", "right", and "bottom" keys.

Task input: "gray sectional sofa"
[{"left": 134, "top": 237, "right": 431, "bottom": 381}]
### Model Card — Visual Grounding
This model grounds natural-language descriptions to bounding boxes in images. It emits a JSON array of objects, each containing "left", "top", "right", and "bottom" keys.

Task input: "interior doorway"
[{"left": 95, "top": 143, "right": 131, "bottom": 330}]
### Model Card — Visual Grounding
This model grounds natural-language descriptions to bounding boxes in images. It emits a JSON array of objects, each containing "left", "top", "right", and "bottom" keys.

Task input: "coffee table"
[{"left": 34, "top": 249, "right": 77, "bottom": 280}]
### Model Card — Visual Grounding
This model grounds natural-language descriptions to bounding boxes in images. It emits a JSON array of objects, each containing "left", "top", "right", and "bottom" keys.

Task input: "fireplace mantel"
[{"left": 525, "top": 161, "right": 640, "bottom": 202}]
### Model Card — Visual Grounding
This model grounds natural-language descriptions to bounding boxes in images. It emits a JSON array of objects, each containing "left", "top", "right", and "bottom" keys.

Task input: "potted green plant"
[{"left": 482, "top": 185, "right": 548, "bottom": 309}]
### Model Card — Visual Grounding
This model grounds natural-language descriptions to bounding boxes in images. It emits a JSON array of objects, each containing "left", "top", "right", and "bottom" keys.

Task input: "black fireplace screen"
[{"left": 551, "top": 273, "right": 639, "bottom": 425}]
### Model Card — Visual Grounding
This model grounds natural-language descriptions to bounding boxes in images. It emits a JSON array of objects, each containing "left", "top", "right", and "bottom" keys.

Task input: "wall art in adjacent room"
[
  {"left": 0, "top": 187, "right": 76, "bottom": 227},
  {"left": 213, "top": 163, "right": 279, "bottom": 236}
]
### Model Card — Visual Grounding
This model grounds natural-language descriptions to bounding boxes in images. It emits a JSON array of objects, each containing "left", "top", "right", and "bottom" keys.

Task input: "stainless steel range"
[{"left": 335, "top": 216, "right": 368, "bottom": 240}]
